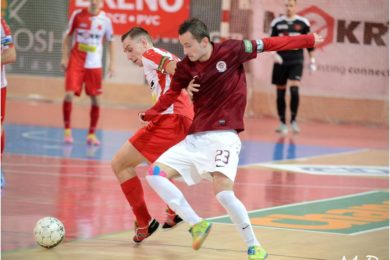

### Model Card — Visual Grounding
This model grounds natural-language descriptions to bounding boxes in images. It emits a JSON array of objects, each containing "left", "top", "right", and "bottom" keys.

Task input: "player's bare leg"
[
  {"left": 63, "top": 91, "right": 74, "bottom": 144},
  {"left": 146, "top": 163, "right": 212, "bottom": 250},
  {"left": 212, "top": 172, "right": 267, "bottom": 259},
  {"left": 87, "top": 95, "right": 100, "bottom": 145}
]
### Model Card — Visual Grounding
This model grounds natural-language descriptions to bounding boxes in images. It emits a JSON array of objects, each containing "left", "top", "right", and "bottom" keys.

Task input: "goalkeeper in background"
[{"left": 270, "top": 0, "right": 317, "bottom": 134}]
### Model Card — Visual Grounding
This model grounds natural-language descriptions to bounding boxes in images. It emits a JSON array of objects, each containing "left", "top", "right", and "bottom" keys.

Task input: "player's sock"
[
  {"left": 216, "top": 190, "right": 260, "bottom": 247},
  {"left": 89, "top": 105, "right": 100, "bottom": 134},
  {"left": 277, "top": 88, "right": 286, "bottom": 123},
  {"left": 120, "top": 176, "right": 151, "bottom": 227},
  {"left": 167, "top": 178, "right": 177, "bottom": 215},
  {"left": 63, "top": 100, "right": 72, "bottom": 129},
  {"left": 166, "top": 206, "right": 175, "bottom": 215},
  {"left": 290, "top": 86, "right": 299, "bottom": 123},
  {"left": 1, "top": 129, "right": 4, "bottom": 155},
  {"left": 146, "top": 174, "right": 202, "bottom": 226}
]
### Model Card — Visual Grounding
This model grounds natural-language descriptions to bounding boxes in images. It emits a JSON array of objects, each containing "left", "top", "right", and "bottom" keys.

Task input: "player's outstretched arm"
[{"left": 257, "top": 33, "right": 323, "bottom": 53}]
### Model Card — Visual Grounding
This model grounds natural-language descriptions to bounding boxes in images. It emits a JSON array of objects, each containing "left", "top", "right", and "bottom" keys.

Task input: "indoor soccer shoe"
[
  {"left": 189, "top": 220, "right": 212, "bottom": 250},
  {"left": 291, "top": 121, "right": 300, "bottom": 133},
  {"left": 275, "top": 122, "right": 288, "bottom": 134},
  {"left": 64, "top": 129, "right": 74, "bottom": 144},
  {"left": 86, "top": 134, "right": 100, "bottom": 146},
  {"left": 133, "top": 218, "right": 159, "bottom": 243},
  {"left": 248, "top": 245, "right": 268, "bottom": 260},
  {"left": 162, "top": 212, "right": 183, "bottom": 230}
]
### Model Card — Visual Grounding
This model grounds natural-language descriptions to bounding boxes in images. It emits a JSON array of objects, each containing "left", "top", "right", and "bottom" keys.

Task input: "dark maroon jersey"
[
  {"left": 146, "top": 39, "right": 257, "bottom": 134},
  {"left": 144, "top": 34, "right": 315, "bottom": 134}
]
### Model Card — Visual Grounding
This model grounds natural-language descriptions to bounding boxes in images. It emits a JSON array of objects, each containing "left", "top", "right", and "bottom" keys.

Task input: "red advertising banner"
[{"left": 69, "top": 0, "right": 190, "bottom": 37}]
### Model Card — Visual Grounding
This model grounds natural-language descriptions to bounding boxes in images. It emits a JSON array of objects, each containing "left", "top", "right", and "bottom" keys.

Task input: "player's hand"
[
  {"left": 313, "top": 33, "right": 324, "bottom": 46},
  {"left": 273, "top": 53, "right": 283, "bottom": 64},
  {"left": 60, "top": 58, "right": 68, "bottom": 71},
  {"left": 138, "top": 112, "right": 148, "bottom": 125},
  {"left": 309, "top": 57, "right": 317, "bottom": 73},
  {"left": 107, "top": 65, "right": 114, "bottom": 78},
  {"left": 186, "top": 77, "right": 200, "bottom": 100}
]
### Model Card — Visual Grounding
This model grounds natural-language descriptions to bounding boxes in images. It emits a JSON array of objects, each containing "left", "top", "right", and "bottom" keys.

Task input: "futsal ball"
[{"left": 33, "top": 216, "right": 65, "bottom": 248}]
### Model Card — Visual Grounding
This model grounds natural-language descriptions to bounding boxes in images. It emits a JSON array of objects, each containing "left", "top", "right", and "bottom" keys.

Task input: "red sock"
[
  {"left": 121, "top": 177, "right": 151, "bottom": 227},
  {"left": 63, "top": 100, "right": 72, "bottom": 129},
  {"left": 1, "top": 129, "right": 4, "bottom": 156},
  {"left": 89, "top": 105, "right": 99, "bottom": 134}
]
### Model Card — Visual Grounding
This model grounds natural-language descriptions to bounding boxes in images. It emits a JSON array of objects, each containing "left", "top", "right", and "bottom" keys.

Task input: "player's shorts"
[
  {"left": 65, "top": 65, "right": 103, "bottom": 97},
  {"left": 156, "top": 130, "right": 241, "bottom": 186},
  {"left": 272, "top": 63, "right": 303, "bottom": 85},
  {"left": 129, "top": 114, "right": 192, "bottom": 163},
  {"left": 1, "top": 87, "right": 6, "bottom": 123}
]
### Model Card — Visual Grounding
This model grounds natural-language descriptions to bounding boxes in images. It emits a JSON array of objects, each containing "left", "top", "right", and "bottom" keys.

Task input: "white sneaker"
[
  {"left": 291, "top": 121, "right": 300, "bottom": 133},
  {"left": 275, "top": 122, "right": 288, "bottom": 134}
]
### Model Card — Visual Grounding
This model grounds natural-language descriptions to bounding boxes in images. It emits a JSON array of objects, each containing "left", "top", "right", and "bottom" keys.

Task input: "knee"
[
  {"left": 276, "top": 88, "right": 286, "bottom": 99},
  {"left": 290, "top": 86, "right": 299, "bottom": 95},
  {"left": 111, "top": 154, "right": 128, "bottom": 175},
  {"left": 212, "top": 173, "right": 233, "bottom": 195},
  {"left": 91, "top": 97, "right": 99, "bottom": 106},
  {"left": 64, "top": 94, "right": 73, "bottom": 102},
  {"left": 111, "top": 156, "right": 120, "bottom": 174}
]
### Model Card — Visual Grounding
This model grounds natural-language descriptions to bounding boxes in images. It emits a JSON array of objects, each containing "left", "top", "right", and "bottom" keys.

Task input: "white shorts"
[{"left": 156, "top": 130, "right": 242, "bottom": 185}]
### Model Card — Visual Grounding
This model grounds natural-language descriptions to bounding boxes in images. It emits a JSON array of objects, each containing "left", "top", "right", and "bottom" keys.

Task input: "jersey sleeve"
[
  {"left": 1, "top": 18, "right": 13, "bottom": 49},
  {"left": 65, "top": 10, "right": 80, "bottom": 35},
  {"left": 261, "top": 34, "right": 315, "bottom": 52},
  {"left": 143, "top": 60, "right": 190, "bottom": 120},
  {"left": 143, "top": 49, "right": 176, "bottom": 74},
  {"left": 227, "top": 39, "right": 257, "bottom": 64}
]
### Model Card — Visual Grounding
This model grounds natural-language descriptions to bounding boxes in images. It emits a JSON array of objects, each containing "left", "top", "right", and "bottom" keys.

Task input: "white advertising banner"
[{"left": 251, "top": 0, "right": 389, "bottom": 100}]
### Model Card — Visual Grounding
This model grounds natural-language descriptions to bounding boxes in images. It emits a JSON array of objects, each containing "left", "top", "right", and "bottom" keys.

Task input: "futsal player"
[
  {"left": 112, "top": 27, "right": 194, "bottom": 242},
  {"left": 141, "top": 18, "right": 322, "bottom": 259}
]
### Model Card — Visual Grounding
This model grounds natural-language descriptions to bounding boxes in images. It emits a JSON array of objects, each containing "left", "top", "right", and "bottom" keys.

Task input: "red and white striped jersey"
[
  {"left": 1, "top": 18, "right": 14, "bottom": 88},
  {"left": 66, "top": 9, "right": 113, "bottom": 68},
  {"left": 142, "top": 47, "right": 193, "bottom": 118}
]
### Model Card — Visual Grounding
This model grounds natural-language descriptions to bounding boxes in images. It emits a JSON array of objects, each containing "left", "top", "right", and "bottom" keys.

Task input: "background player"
[
  {"left": 60, "top": 0, "right": 114, "bottom": 145},
  {"left": 112, "top": 27, "right": 194, "bottom": 243},
  {"left": 1, "top": 17, "right": 16, "bottom": 188},
  {"left": 270, "top": 0, "right": 317, "bottom": 134},
  {"left": 142, "top": 18, "right": 322, "bottom": 259}
]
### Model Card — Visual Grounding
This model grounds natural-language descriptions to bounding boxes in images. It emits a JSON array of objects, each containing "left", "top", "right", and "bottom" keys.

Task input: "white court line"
[
  {"left": 241, "top": 148, "right": 371, "bottom": 167},
  {"left": 4, "top": 152, "right": 111, "bottom": 163},
  {"left": 3, "top": 162, "right": 112, "bottom": 168},
  {"left": 21, "top": 130, "right": 122, "bottom": 148},
  {"left": 4, "top": 169, "right": 117, "bottom": 180}
]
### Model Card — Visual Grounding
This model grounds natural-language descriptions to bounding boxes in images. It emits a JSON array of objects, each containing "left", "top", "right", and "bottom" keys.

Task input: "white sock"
[
  {"left": 216, "top": 190, "right": 260, "bottom": 247},
  {"left": 146, "top": 175, "right": 202, "bottom": 226}
]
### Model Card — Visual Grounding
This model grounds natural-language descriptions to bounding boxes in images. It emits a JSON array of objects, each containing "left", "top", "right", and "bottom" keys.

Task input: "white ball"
[{"left": 33, "top": 216, "right": 65, "bottom": 248}]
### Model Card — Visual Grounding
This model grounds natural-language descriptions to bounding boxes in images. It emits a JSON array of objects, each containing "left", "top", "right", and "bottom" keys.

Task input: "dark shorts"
[{"left": 272, "top": 63, "right": 303, "bottom": 86}]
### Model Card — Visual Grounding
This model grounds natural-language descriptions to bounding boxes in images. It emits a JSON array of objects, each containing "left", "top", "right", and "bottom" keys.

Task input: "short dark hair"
[
  {"left": 121, "top": 27, "right": 152, "bottom": 43},
  {"left": 178, "top": 18, "right": 210, "bottom": 42}
]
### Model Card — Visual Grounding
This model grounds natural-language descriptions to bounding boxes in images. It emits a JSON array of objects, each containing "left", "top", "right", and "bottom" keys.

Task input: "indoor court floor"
[{"left": 1, "top": 99, "right": 389, "bottom": 260}]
